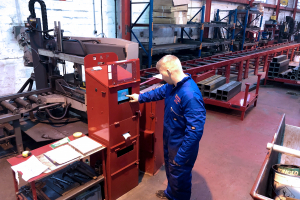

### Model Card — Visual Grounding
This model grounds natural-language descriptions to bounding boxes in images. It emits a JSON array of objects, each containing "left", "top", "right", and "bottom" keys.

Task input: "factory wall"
[{"left": 0, "top": 0, "right": 116, "bottom": 96}]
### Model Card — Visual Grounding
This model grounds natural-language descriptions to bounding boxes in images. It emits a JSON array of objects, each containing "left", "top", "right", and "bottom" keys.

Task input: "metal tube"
[
  {"left": 1, "top": 101, "right": 20, "bottom": 115},
  {"left": 28, "top": 95, "right": 42, "bottom": 104},
  {"left": 203, "top": 77, "right": 226, "bottom": 91},
  {"left": 15, "top": 98, "right": 31, "bottom": 110},
  {"left": 92, "top": 0, "right": 96, "bottom": 35},
  {"left": 267, "top": 143, "right": 300, "bottom": 159}
]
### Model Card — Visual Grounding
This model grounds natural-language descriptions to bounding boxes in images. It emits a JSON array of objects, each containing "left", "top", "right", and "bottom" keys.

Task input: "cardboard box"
[
  {"left": 153, "top": 0, "right": 173, "bottom": 6},
  {"left": 153, "top": 5, "right": 188, "bottom": 12},
  {"left": 153, "top": 11, "right": 187, "bottom": 18},
  {"left": 172, "top": 0, "right": 190, "bottom": 6},
  {"left": 154, "top": 0, "right": 190, "bottom": 6},
  {"left": 153, "top": 17, "right": 176, "bottom": 24},
  {"left": 171, "top": 5, "right": 188, "bottom": 12},
  {"left": 153, "top": 15, "right": 187, "bottom": 24}
]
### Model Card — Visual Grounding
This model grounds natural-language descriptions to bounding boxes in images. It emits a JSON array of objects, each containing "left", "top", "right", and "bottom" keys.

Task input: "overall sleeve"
[
  {"left": 174, "top": 96, "right": 206, "bottom": 166},
  {"left": 138, "top": 84, "right": 168, "bottom": 103}
]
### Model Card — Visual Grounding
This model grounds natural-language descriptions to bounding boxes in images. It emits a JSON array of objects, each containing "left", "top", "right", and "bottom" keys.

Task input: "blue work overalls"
[{"left": 139, "top": 74, "right": 206, "bottom": 200}]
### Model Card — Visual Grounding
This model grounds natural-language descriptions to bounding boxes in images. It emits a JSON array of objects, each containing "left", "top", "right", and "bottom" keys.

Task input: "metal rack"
[
  {"left": 130, "top": 1, "right": 205, "bottom": 68},
  {"left": 216, "top": 9, "right": 263, "bottom": 51}
]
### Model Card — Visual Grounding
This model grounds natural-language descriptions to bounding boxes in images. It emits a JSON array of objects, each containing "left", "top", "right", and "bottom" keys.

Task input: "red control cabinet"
[{"left": 85, "top": 53, "right": 140, "bottom": 200}]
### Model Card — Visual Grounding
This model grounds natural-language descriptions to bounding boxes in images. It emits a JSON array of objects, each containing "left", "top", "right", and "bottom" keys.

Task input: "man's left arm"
[{"left": 174, "top": 97, "right": 206, "bottom": 166}]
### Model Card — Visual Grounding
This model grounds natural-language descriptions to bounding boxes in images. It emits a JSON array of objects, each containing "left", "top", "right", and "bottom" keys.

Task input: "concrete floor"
[{"left": 1, "top": 69, "right": 300, "bottom": 200}]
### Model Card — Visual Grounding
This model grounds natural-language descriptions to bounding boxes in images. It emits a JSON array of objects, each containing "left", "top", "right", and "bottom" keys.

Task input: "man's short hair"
[{"left": 156, "top": 55, "right": 182, "bottom": 71}]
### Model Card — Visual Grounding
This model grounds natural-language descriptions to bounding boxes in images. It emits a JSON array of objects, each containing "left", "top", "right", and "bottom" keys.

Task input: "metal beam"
[
  {"left": 38, "top": 49, "right": 85, "bottom": 65},
  {"left": 204, "top": 0, "right": 212, "bottom": 38}
]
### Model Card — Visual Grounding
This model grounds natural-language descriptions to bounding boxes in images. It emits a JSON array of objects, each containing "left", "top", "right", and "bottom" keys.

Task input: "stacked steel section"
[
  {"left": 267, "top": 55, "right": 290, "bottom": 78},
  {"left": 198, "top": 77, "right": 242, "bottom": 102}
]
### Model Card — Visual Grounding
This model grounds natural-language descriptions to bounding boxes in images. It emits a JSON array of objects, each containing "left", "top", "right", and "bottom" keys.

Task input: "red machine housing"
[
  {"left": 139, "top": 100, "right": 164, "bottom": 175},
  {"left": 85, "top": 53, "right": 140, "bottom": 200}
]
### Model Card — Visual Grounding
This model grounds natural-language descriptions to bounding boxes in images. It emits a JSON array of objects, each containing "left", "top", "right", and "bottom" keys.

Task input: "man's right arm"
[{"left": 138, "top": 84, "right": 168, "bottom": 103}]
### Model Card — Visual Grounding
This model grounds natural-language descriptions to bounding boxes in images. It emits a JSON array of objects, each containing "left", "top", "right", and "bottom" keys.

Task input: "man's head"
[{"left": 156, "top": 55, "right": 184, "bottom": 85}]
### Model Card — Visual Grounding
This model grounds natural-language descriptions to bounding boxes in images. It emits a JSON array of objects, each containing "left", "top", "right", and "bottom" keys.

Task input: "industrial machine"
[{"left": 0, "top": 0, "right": 138, "bottom": 151}]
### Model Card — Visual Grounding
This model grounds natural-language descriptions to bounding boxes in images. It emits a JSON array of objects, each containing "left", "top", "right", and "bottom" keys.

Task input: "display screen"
[{"left": 118, "top": 88, "right": 130, "bottom": 103}]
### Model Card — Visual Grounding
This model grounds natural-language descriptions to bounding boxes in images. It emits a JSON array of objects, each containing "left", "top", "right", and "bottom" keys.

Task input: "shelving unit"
[
  {"left": 130, "top": 0, "right": 205, "bottom": 68},
  {"left": 216, "top": 9, "right": 263, "bottom": 51},
  {"left": 264, "top": 23, "right": 279, "bottom": 45}
]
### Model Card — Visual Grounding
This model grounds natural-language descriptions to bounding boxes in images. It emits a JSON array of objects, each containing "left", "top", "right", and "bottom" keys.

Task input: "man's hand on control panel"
[{"left": 126, "top": 94, "right": 139, "bottom": 103}]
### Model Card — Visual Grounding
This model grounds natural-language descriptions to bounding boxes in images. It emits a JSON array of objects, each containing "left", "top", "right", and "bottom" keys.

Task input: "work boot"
[{"left": 156, "top": 190, "right": 169, "bottom": 199}]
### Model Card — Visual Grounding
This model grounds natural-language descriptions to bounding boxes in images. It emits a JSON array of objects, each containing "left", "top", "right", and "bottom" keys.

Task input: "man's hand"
[{"left": 126, "top": 94, "right": 139, "bottom": 103}]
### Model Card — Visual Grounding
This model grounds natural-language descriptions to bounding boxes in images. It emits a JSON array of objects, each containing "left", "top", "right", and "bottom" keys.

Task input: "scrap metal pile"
[
  {"left": 197, "top": 75, "right": 242, "bottom": 102},
  {"left": 267, "top": 55, "right": 299, "bottom": 80}
]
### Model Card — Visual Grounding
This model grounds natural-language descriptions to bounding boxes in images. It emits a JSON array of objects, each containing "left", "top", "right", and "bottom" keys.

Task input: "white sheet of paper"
[
  {"left": 123, "top": 132, "right": 131, "bottom": 140},
  {"left": 44, "top": 145, "right": 82, "bottom": 165},
  {"left": 11, "top": 155, "right": 48, "bottom": 183},
  {"left": 69, "top": 137, "right": 102, "bottom": 155}
]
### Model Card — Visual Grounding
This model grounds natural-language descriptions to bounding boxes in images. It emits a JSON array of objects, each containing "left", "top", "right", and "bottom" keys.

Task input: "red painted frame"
[
  {"left": 203, "top": 74, "right": 262, "bottom": 121},
  {"left": 141, "top": 42, "right": 300, "bottom": 87}
]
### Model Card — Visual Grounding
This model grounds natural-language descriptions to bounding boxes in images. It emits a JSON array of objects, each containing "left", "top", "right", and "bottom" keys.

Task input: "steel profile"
[
  {"left": 272, "top": 55, "right": 287, "bottom": 62},
  {"left": 197, "top": 75, "right": 221, "bottom": 92},
  {"left": 216, "top": 81, "right": 237, "bottom": 95},
  {"left": 204, "top": 77, "right": 226, "bottom": 91},
  {"left": 221, "top": 82, "right": 242, "bottom": 101}
]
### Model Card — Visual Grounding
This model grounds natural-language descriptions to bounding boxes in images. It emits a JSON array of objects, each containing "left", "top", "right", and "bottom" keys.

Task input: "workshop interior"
[{"left": 1, "top": 0, "right": 300, "bottom": 199}]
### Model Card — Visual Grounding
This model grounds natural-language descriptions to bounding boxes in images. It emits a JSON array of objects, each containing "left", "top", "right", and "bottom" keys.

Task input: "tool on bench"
[
  {"left": 50, "top": 175, "right": 72, "bottom": 185},
  {"left": 53, "top": 180, "right": 64, "bottom": 190},
  {"left": 77, "top": 162, "right": 98, "bottom": 179},
  {"left": 62, "top": 171, "right": 84, "bottom": 185},
  {"left": 71, "top": 165, "right": 96, "bottom": 180},
  {"left": 74, "top": 172, "right": 89, "bottom": 179}
]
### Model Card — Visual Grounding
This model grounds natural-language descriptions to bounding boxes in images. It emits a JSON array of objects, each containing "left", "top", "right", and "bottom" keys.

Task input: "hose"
[
  {"left": 28, "top": 0, "right": 49, "bottom": 37},
  {"left": 45, "top": 103, "right": 71, "bottom": 120}
]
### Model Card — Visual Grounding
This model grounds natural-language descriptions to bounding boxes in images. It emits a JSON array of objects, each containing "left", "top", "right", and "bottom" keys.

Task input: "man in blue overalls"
[{"left": 127, "top": 55, "right": 206, "bottom": 200}]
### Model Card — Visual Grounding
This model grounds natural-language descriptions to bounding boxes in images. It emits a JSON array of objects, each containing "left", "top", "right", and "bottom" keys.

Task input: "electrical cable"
[
  {"left": 45, "top": 103, "right": 71, "bottom": 120},
  {"left": 23, "top": 42, "right": 41, "bottom": 70}
]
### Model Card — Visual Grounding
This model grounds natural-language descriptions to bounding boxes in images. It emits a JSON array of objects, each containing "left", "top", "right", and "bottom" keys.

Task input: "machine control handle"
[
  {"left": 114, "top": 122, "right": 120, "bottom": 126},
  {"left": 135, "top": 110, "right": 141, "bottom": 117}
]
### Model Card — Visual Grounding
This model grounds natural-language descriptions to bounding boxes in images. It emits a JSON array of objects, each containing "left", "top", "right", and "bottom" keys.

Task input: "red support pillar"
[
  {"left": 293, "top": 0, "right": 298, "bottom": 20},
  {"left": 237, "top": 61, "right": 243, "bottom": 81},
  {"left": 263, "top": 54, "right": 269, "bottom": 72},
  {"left": 248, "top": 0, "right": 254, "bottom": 26},
  {"left": 244, "top": 59, "right": 250, "bottom": 79},
  {"left": 204, "top": 0, "right": 212, "bottom": 38},
  {"left": 276, "top": 0, "right": 280, "bottom": 20},
  {"left": 225, "top": 64, "right": 231, "bottom": 83},
  {"left": 291, "top": 48, "right": 295, "bottom": 61},
  {"left": 241, "top": 83, "right": 250, "bottom": 120},
  {"left": 254, "top": 57, "right": 259, "bottom": 75},
  {"left": 122, "top": 0, "right": 131, "bottom": 41}
]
